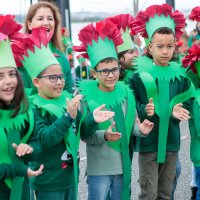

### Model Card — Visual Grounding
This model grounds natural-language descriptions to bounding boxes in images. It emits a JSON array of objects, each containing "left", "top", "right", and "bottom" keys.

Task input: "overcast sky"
[{"left": 0, "top": 0, "right": 199, "bottom": 15}]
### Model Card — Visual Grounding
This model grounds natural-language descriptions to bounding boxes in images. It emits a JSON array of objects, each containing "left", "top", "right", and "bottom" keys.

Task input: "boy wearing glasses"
[
  {"left": 12, "top": 27, "right": 115, "bottom": 200},
  {"left": 74, "top": 20, "right": 154, "bottom": 200}
]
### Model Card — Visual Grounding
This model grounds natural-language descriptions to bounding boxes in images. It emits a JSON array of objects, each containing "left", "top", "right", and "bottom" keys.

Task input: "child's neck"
[{"left": 153, "top": 61, "right": 169, "bottom": 67}]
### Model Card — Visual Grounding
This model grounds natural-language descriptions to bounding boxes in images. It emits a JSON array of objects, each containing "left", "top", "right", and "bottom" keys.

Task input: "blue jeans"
[
  {"left": 171, "top": 155, "right": 181, "bottom": 200},
  {"left": 87, "top": 175, "right": 123, "bottom": 200},
  {"left": 195, "top": 167, "right": 200, "bottom": 200}
]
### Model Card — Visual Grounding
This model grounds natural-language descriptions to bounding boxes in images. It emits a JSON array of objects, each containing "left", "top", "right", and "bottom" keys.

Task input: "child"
[
  {"left": 182, "top": 8, "right": 200, "bottom": 199},
  {"left": 182, "top": 42, "right": 200, "bottom": 200},
  {"left": 74, "top": 20, "right": 154, "bottom": 200},
  {"left": 106, "top": 14, "right": 138, "bottom": 85},
  {"left": 130, "top": 4, "right": 194, "bottom": 200},
  {"left": 12, "top": 26, "right": 114, "bottom": 200},
  {"left": 0, "top": 15, "right": 41, "bottom": 200}
]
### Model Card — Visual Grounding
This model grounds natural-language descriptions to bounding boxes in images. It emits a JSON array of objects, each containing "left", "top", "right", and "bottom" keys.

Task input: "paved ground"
[{"left": 78, "top": 121, "right": 192, "bottom": 200}]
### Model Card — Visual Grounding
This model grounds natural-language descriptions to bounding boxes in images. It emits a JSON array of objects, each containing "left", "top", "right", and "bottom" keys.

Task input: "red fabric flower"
[
  {"left": 11, "top": 27, "right": 53, "bottom": 67},
  {"left": 130, "top": 4, "right": 185, "bottom": 40},
  {"left": 189, "top": 6, "right": 200, "bottom": 21},
  {"left": 0, "top": 15, "right": 23, "bottom": 42},
  {"left": 73, "top": 20, "right": 123, "bottom": 58},
  {"left": 106, "top": 14, "right": 134, "bottom": 33},
  {"left": 182, "top": 44, "right": 200, "bottom": 74}
]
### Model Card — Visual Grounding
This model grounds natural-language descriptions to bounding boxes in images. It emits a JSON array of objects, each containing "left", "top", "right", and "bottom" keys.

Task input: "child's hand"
[
  {"left": 136, "top": 118, "right": 154, "bottom": 135},
  {"left": 93, "top": 104, "right": 115, "bottom": 123},
  {"left": 27, "top": 164, "right": 44, "bottom": 177},
  {"left": 172, "top": 103, "right": 190, "bottom": 120},
  {"left": 66, "top": 94, "right": 83, "bottom": 119},
  {"left": 12, "top": 143, "right": 33, "bottom": 157},
  {"left": 145, "top": 98, "right": 155, "bottom": 116},
  {"left": 104, "top": 122, "right": 121, "bottom": 141}
]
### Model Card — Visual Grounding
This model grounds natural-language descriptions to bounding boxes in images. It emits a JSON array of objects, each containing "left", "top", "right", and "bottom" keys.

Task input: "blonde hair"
[{"left": 24, "top": 1, "right": 64, "bottom": 52}]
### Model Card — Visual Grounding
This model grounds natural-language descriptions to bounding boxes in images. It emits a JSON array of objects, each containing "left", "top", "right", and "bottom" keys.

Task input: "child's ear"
[
  {"left": 90, "top": 69, "right": 97, "bottom": 79},
  {"left": 148, "top": 43, "right": 153, "bottom": 55},
  {"left": 32, "top": 78, "right": 40, "bottom": 88}
]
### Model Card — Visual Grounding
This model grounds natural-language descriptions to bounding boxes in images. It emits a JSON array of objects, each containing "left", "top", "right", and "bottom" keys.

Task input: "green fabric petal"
[
  {"left": 134, "top": 56, "right": 187, "bottom": 81},
  {"left": 78, "top": 80, "right": 127, "bottom": 109},
  {"left": 31, "top": 92, "right": 72, "bottom": 117},
  {"left": 78, "top": 80, "right": 135, "bottom": 152},
  {"left": 123, "top": 67, "right": 136, "bottom": 85},
  {"left": 195, "top": 89, "right": 200, "bottom": 106},
  {"left": 0, "top": 107, "right": 33, "bottom": 198}
]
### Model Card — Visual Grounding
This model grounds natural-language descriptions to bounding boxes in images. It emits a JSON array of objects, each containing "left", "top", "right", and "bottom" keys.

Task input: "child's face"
[
  {"left": 120, "top": 49, "right": 136, "bottom": 68},
  {"left": 33, "top": 64, "right": 65, "bottom": 99},
  {"left": 0, "top": 67, "right": 18, "bottom": 104},
  {"left": 149, "top": 33, "right": 175, "bottom": 66},
  {"left": 92, "top": 59, "right": 120, "bottom": 92}
]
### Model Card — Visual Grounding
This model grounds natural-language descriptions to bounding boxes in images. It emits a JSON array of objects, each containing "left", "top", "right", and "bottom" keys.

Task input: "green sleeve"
[
  {"left": 34, "top": 108, "right": 73, "bottom": 149},
  {"left": 79, "top": 103, "right": 99, "bottom": 140},
  {"left": 0, "top": 163, "right": 27, "bottom": 179}
]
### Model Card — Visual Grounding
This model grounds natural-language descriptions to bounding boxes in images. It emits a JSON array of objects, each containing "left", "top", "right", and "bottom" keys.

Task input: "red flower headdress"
[
  {"left": 0, "top": 14, "right": 22, "bottom": 42},
  {"left": 11, "top": 27, "right": 52, "bottom": 67},
  {"left": 73, "top": 20, "right": 123, "bottom": 68},
  {"left": 182, "top": 44, "right": 200, "bottom": 74},
  {"left": 106, "top": 14, "right": 134, "bottom": 33},
  {"left": 73, "top": 20, "right": 123, "bottom": 59},
  {"left": 11, "top": 27, "right": 58, "bottom": 80},
  {"left": 189, "top": 6, "right": 200, "bottom": 21},
  {"left": 130, "top": 4, "right": 185, "bottom": 40}
]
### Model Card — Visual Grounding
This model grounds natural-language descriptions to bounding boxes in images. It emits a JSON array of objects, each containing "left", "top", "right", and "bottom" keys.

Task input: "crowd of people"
[{"left": 1, "top": 1, "right": 200, "bottom": 200}]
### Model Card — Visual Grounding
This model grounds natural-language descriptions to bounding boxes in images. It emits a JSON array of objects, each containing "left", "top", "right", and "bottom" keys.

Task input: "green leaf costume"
[
  {"left": 79, "top": 80, "right": 136, "bottom": 200},
  {"left": 132, "top": 56, "right": 195, "bottom": 163}
]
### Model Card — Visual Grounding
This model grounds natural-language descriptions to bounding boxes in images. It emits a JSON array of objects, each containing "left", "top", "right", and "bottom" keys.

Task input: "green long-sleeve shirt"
[
  {"left": 30, "top": 105, "right": 97, "bottom": 192},
  {"left": 0, "top": 164, "right": 27, "bottom": 180}
]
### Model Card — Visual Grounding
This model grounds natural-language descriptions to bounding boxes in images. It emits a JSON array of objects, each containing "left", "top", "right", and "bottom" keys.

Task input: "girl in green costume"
[
  {"left": 0, "top": 15, "right": 42, "bottom": 200},
  {"left": 74, "top": 20, "right": 154, "bottom": 200},
  {"left": 130, "top": 4, "right": 194, "bottom": 200},
  {"left": 18, "top": 1, "right": 73, "bottom": 95},
  {"left": 13, "top": 26, "right": 115, "bottom": 200}
]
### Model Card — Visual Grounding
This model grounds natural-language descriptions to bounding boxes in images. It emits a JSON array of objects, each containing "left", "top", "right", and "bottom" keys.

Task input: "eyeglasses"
[
  {"left": 38, "top": 74, "right": 65, "bottom": 83},
  {"left": 95, "top": 67, "right": 121, "bottom": 76}
]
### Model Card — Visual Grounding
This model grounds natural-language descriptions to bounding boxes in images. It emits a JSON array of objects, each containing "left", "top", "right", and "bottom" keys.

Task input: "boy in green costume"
[
  {"left": 74, "top": 20, "right": 154, "bottom": 200},
  {"left": 13, "top": 26, "right": 115, "bottom": 200},
  {"left": 0, "top": 15, "right": 42, "bottom": 200},
  {"left": 130, "top": 4, "right": 194, "bottom": 200}
]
